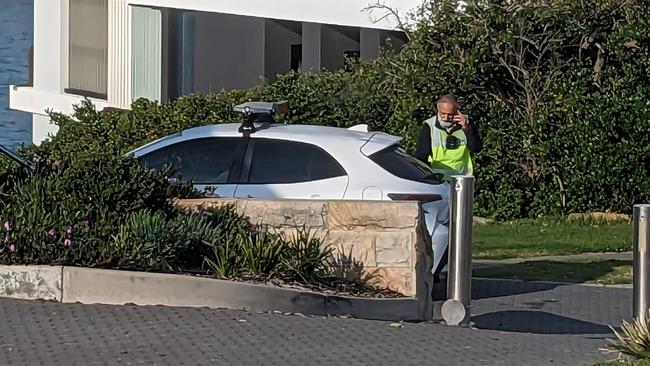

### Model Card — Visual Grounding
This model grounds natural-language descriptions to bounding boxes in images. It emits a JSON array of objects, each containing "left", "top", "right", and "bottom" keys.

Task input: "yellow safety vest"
[{"left": 424, "top": 117, "right": 474, "bottom": 181}]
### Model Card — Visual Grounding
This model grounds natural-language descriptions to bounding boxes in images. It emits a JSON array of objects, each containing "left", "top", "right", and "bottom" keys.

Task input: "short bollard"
[
  {"left": 442, "top": 175, "right": 474, "bottom": 326},
  {"left": 633, "top": 204, "right": 650, "bottom": 322}
]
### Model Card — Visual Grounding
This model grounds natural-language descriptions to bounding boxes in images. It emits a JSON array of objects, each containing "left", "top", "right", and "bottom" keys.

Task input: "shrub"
[
  {"left": 0, "top": 151, "right": 194, "bottom": 266},
  {"left": 0, "top": 155, "right": 30, "bottom": 206},
  {"left": 280, "top": 228, "right": 333, "bottom": 282},
  {"left": 607, "top": 313, "right": 650, "bottom": 361},
  {"left": 202, "top": 226, "right": 332, "bottom": 281}
]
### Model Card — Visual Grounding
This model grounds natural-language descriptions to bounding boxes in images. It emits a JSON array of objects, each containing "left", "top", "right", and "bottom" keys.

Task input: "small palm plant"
[{"left": 607, "top": 312, "right": 650, "bottom": 361}]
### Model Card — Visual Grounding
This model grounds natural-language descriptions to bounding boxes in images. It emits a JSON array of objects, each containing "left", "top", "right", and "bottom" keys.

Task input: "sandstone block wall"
[{"left": 177, "top": 199, "right": 433, "bottom": 300}]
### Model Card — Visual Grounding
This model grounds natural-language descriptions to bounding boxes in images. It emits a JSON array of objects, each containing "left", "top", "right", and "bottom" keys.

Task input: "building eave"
[{"left": 127, "top": 0, "right": 422, "bottom": 30}]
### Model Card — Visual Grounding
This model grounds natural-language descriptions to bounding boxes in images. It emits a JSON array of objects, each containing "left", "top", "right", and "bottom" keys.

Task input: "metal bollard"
[
  {"left": 633, "top": 204, "right": 650, "bottom": 322},
  {"left": 441, "top": 175, "right": 475, "bottom": 326}
]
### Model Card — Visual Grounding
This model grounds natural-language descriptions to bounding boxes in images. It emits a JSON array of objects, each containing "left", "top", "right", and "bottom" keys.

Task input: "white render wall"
[
  {"left": 31, "top": 0, "right": 66, "bottom": 143},
  {"left": 108, "top": 0, "right": 132, "bottom": 108},
  {"left": 128, "top": 0, "right": 423, "bottom": 30}
]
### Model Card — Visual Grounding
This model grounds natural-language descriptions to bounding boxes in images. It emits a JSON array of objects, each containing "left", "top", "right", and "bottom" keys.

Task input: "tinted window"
[
  {"left": 139, "top": 138, "right": 241, "bottom": 183},
  {"left": 369, "top": 147, "right": 440, "bottom": 183},
  {"left": 248, "top": 139, "right": 346, "bottom": 184}
]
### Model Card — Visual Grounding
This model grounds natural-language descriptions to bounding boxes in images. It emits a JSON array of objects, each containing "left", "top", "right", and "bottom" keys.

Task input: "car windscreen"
[{"left": 368, "top": 146, "right": 441, "bottom": 184}]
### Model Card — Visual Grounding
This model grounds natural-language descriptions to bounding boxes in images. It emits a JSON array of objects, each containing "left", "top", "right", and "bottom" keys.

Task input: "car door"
[
  {"left": 234, "top": 138, "right": 348, "bottom": 199},
  {"left": 137, "top": 137, "right": 247, "bottom": 198}
]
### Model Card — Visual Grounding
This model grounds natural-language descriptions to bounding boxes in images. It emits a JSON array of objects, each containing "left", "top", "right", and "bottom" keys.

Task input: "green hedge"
[{"left": 29, "top": 0, "right": 650, "bottom": 220}]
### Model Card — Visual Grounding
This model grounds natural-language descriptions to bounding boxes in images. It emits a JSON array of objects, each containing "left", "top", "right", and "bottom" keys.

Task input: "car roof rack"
[{"left": 233, "top": 101, "right": 289, "bottom": 136}]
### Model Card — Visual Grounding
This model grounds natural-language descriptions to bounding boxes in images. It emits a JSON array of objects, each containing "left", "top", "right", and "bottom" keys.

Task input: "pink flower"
[
  {"left": 66, "top": 225, "right": 73, "bottom": 234},
  {"left": 64, "top": 238, "right": 72, "bottom": 247},
  {"left": 8, "top": 244, "right": 15, "bottom": 253},
  {"left": 79, "top": 219, "right": 89, "bottom": 226},
  {"left": 3, "top": 234, "right": 9, "bottom": 243},
  {"left": 3, "top": 221, "right": 10, "bottom": 231},
  {"left": 47, "top": 229, "right": 57, "bottom": 236}
]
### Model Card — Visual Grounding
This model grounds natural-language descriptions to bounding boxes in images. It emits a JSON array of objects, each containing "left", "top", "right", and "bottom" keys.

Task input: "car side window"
[
  {"left": 138, "top": 137, "right": 241, "bottom": 184},
  {"left": 368, "top": 146, "right": 440, "bottom": 184},
  {"left": 248, "top": 139, "right": 346, "bottom": 184}
]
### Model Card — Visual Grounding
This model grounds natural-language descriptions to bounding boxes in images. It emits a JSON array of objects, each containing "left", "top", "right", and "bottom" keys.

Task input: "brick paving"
[{"left": 0, "top": 278, "right": 631, "bottom": 366}]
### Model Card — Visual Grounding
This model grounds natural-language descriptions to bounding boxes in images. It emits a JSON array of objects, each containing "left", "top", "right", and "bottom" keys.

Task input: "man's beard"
[{"left": 438, "top": 116, "right": 454, "bottom": 128}]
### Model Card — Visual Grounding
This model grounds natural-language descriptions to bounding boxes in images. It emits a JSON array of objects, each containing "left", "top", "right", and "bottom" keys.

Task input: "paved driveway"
[{"left": 0, "top": 279, "right": 630, "bottom": 366}]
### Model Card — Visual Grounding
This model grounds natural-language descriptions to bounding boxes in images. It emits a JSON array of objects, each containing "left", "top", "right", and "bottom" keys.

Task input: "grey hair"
[{"left": 437, "top": 94, "right": 459, "bottom": 108}]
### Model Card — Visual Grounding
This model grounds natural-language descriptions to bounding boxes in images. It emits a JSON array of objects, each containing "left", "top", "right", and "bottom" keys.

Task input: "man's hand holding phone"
[{"left": 453, "top": 113, "right": 468, "bottom": 130}]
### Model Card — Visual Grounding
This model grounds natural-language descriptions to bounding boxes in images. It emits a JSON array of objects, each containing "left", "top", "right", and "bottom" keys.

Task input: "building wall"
[
  {"left": 264, "top": 21, "right": 301, "bottom": 82},
  {"left": 31, "top": 0, "right": 67, "bottom": 143},
  {"left": 321, "top": 26, "right": 360, "bottom": 71},
  {"left": 193, "top": 12, "right": 265, "bottom": 93}
]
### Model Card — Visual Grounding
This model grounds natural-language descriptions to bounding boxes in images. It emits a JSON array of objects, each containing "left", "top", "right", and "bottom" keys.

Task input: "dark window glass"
[
  {"left": 369, "top": 146, "right": 441, "bottom": 183},
  {"left": 290, "top": 44, "right": 302, "bottom": 72},
  {"left": 138, "top": 138, "right": 241, "bottom": 183},
  {"left": 248, "top": 139, "right": 346, "bottom": 184}
]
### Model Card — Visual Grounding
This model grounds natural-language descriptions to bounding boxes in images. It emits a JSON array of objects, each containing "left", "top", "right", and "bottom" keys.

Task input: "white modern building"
[{"left": 9, "top": 0, "right": 421, "bottom": 145}]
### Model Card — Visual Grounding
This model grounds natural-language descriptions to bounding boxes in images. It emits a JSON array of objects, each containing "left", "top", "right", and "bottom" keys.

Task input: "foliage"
[
  {"left": 0, "top": 152, "right": 334, "bottom": 283},
  {"left": 280, "top": 228, "right": 333, "bottom": 282},
  {"left": 0, "top": 152, "right": 193, "bottom": 266},
  {"left": 0, "top": 155, "right": 30, "bottom": 205},
  {"left": 111, "top": 209, "right": 215, "bottom": 272},
  {"left": 607, "top": 313, "right": 650, "bottom": 360},
  {"left": 202, "top": 226, "right": 331, "bottom": 281},
  {"left": 19, "top": 0, "right": 650, "bottom": 222}
]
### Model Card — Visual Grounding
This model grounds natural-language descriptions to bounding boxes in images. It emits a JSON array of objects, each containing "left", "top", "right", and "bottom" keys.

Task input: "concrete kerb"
[{"left": 0, "top": 265, "right": 430, "bottom": 321}]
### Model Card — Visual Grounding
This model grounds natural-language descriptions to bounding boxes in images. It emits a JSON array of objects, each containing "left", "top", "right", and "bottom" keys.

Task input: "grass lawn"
[
  {"left": 473, "top": 260, "right": 632, "bottom": 284},
  {"left": 473, "top": 219, "right": 632, "bottom": 260}
]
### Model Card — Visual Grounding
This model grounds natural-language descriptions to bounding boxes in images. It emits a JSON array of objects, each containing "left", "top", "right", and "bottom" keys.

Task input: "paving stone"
[{"left": 0, "top": 278, "right": 632, "bottom": 365}]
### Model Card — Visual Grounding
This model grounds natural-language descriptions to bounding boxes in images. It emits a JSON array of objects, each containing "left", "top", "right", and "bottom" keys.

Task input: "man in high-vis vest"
[{"left": 414, "top": 95, "right": 482, "bottom": 181}]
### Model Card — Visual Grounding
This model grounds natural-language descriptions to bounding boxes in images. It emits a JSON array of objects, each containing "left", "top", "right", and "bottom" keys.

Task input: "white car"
[{"left": 128, "top": 102, "right": 451, "bottom": 275}]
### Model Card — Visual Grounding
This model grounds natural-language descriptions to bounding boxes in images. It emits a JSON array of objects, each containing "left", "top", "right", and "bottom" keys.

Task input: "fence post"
[
  {"left": 634, "top": 204, "right": 650, "bottom": 322},
  {"left": 441, "top": 175, "right": 474, "bottom": 326}
]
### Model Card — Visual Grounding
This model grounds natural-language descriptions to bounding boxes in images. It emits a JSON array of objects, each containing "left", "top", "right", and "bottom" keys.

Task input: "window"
[
  {"left": 67, "top": 0, "right": 108, "bottom": 99},
  {"left": 290, "top": 44, "right": 302, "bottom": 72},
  {"left": 369, "top": 146, "right": 441, "bottom": 183},
  {"left": 138, "top": 138, "right": 242, "bottom": 184},
  {"left": 248, "top": 139, "right": 346, "bottom": 184}
]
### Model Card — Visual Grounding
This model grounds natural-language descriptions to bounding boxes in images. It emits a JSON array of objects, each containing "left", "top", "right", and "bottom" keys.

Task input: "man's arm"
[
  {"left": 414, "top": 123, "right": 432, "bottom": 164},
  {"left": 464, "top": 122, "right": 483, "bottom": 154}
]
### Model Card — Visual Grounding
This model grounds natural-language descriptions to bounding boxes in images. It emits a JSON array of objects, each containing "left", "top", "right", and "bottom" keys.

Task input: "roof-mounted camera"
[{"left": 233, "top": 101, "right": 289, "bottom": 136}]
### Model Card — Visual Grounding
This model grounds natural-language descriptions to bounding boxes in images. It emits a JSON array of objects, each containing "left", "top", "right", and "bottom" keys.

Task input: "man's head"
[{"left": 437, "top": 95, "right": 459, "bottom": 127}]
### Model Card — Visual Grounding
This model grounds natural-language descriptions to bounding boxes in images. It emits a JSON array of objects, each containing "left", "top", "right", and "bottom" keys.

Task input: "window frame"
[
  {"left": 137, "top": 137, "right": 249, "bottom": 185},
  {"left": 238, "top": 138, "right": 347, "bottom": 185}
]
